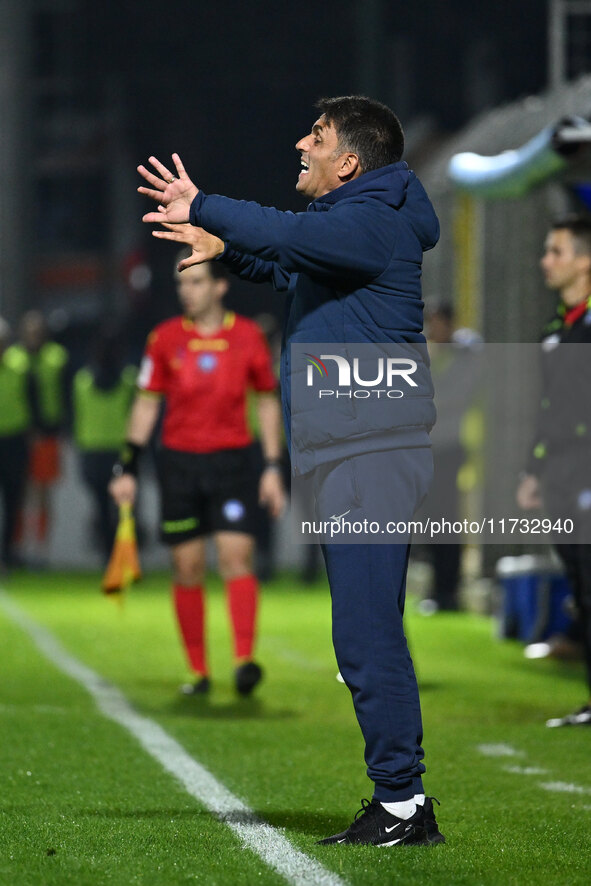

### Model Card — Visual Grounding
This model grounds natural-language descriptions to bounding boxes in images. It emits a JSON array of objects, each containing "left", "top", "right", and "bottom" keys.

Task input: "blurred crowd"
[
  {"left": 0, "top": 307, "right": 288, "bottom": 577},
  {"left": 0, "top": 310, "right": 138, "bottom": 571}
]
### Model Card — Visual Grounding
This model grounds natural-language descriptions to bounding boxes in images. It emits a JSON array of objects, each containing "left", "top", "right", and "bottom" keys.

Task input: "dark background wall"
[{"left": 3, "top": 0, "right": 550, "bottom": 367}]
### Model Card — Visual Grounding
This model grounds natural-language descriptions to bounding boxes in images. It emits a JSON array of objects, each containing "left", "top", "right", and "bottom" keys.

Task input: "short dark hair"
[
  {"left": 206, "top": 261, "right": 229, "bottom": 281},
  {"left": 315, "top": 95, "right": 404, "bottom": 173},
  {"left": 174, "top": 249, "right": 229, "bottom": 280},
  {"left": 551, "top": 214, "right": 591, "bottom": 257}
]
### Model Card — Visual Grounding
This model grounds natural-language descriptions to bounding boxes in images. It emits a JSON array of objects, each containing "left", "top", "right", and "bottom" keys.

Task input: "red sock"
[
  {"left": 173, "top": 584, "right": 208, "bottom": 675},
  {"left": 227, "top": 574, "right": 259, "bottom": 661}
]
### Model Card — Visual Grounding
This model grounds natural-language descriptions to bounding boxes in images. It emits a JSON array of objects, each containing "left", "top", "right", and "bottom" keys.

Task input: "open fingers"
[
  {"left": 138, "top": 185, "right": 167, "bottom": 203},
  {"left": 137, "top": 164, "right": 167, "bottom": 191},
  {"left": 159, "top": 220, "right": 189, "bottom": 231},
  {"left": 172, "top": 153, "right": 188, "bottom": 179},
  {"left": 142, "top": 209, "right": 169, "bottom": 223},
  {"left": 148, "top": 155, "right": 177, "bottom": 182},
  {"left": 152, "top": 229, "right": 185, "bottom": 243},
  {"left": 177, "top": 255, "right": 201, "bottom": 272}
]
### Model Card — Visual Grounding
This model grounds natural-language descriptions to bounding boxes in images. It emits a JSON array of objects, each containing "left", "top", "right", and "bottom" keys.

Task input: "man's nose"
[{"left": 295, "top": 134, "right": 309, "bottom": 152}]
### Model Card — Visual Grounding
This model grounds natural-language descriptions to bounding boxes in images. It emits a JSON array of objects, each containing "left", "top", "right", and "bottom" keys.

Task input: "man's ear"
[
  {"left": 215, "top": 278, "right": 230, "bottom": 300},
  {"left": 338, "top": 153, "right": 360, "bottom": 182},
  {"left": 575, "top": 251, "right": 591, "bottom": 280}
]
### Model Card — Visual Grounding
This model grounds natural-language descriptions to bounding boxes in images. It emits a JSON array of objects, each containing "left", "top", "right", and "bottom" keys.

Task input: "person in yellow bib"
[
  {"left": 10, "top": 311, "right": 69, "bottom": 563},
  {"left": 73, "top": 328, "right": 137, "bottom": 560},
  {"left": 0, "top": 318, "right": 36, "bottom": 571}
]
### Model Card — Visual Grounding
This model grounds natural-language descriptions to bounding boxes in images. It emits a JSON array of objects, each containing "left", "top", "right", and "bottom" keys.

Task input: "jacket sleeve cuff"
[
  {"left": 218, "top": 245, "right": 243, "bottom": 265},
  {"left": 189, "top": 190, "right": 206, "bottom": 226}
]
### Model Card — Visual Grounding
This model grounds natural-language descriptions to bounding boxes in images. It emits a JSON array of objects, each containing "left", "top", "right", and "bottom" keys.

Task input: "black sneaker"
[
  {"left": 423, "top": 797, "right": 445, "bottom": 844},
  {"left": 317, "top": 798, "right": 430, "bottom": 846},
  {"left": 180, "top": 676, "right": 211, "bottom": 696},
  {"left": 546, "top": 705, "right": 591, "bottom": 727},
  {"left": 235, "top": 661, "right": 263, "bottom": 696}
]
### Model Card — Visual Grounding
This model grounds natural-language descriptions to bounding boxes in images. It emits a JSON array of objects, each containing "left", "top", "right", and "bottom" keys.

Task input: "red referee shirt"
[{"left": 137, "top": 312, "right": 277, "bottom": 453}]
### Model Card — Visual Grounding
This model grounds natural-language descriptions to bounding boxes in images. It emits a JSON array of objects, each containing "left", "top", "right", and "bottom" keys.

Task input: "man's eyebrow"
[{"left": 312, "top": 123, "right": 324, "bottom": 136}]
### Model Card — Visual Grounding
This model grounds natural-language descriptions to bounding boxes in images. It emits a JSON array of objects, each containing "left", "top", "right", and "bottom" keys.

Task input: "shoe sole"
[
  {"left": 180, "top": 681, "right": 210, "bottom": 696},
  {"left": 378, "top": 828, "right": 429, "bottom": 847},
  {"left": 236, "top": 663, "right": 263, "bottom": 696},
  {"left": 426, "top": 831, "right": 446, "bottom": 844},
  {"left": 318, "top": 825, "right": 445, "bottom": 847}
]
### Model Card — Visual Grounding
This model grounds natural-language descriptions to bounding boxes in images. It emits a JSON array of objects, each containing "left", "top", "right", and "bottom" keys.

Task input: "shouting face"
[{"left": 295, "top": 115, "right": 358, "bottom": 200}]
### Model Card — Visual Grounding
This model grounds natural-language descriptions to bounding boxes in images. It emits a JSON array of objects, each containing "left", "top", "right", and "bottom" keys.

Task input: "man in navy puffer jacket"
[{"left": 139, "top": 96, "right": 445, "bottom": 847}]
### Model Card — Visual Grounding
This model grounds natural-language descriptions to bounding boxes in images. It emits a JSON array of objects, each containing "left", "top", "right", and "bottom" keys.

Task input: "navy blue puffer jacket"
[{"left": 190, "top": 161, "right": 439, "bottom": 474}]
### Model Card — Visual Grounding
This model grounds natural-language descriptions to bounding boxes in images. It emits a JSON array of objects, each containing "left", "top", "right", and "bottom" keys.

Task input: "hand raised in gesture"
[
  {"left": 152, "top": 218, "right": 225, "bottom": 271},
  {"left": 138, "top": 153, "right": 198, "bottom": 224}
]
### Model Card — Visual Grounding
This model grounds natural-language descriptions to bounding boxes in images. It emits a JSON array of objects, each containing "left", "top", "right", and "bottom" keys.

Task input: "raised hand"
[
  {"left": 152, "top": 218, "right": 225, "bottom": 271},
  {"left": 138, "top": 153, "right": 199, "bottom": 224}
]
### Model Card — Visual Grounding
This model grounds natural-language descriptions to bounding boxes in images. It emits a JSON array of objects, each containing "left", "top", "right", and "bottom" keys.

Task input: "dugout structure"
[{"left": 416, "top": 75, "right": 591, "bottom": 567}]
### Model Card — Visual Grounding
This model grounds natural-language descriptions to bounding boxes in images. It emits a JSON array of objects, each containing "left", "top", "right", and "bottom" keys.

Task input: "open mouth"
[{"left": 299, "top": 159, "right": 309, "bottom": 175}]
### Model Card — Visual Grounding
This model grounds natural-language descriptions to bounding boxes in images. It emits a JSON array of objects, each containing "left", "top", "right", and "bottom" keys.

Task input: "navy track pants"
[
  {"left": 318, "top": 447, "right": 432, "bottom": 801},
  {"left": 322, "top": 541, "right": 424, "bottom": 801}
]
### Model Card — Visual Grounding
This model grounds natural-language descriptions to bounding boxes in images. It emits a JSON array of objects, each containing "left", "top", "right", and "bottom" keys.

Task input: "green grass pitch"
[{"left": 0, "top": 568, "right": 589, "bottom": 885}]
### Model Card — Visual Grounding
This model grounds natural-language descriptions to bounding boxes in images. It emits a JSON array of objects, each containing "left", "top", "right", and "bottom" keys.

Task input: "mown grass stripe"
[{"left": 0, "top": 590, "right": 346, "bottom": 886}]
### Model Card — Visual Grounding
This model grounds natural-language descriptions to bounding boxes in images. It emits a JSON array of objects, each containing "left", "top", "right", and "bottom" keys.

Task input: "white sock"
[
  {"left": 380, "top": 797, "right": 417, "bottom": 819},
  {"left": 414, "top": 793, "right": 425, "bottom": 806}
]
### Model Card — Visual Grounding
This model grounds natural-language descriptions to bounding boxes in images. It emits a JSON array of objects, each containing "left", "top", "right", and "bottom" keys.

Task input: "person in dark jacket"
[
  {"left": 517, "top": 214, "right": 591, "bottom": 728},
  {"left": 138, "top": 96, "right": 445, "bottom": 847}
]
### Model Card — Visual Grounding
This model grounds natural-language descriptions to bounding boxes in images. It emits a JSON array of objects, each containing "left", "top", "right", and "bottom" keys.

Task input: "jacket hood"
[{"left": 312, "top": 161, "right": 439, "bottom": 252}]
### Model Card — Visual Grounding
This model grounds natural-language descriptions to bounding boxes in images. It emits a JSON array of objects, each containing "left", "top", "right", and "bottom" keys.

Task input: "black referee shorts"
[{"left": 157, "top": 445, "right": 261, "bottom": 546}]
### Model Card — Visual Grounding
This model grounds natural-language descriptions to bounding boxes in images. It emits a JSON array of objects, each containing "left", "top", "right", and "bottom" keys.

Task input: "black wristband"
[
  {"left": 112, "top": 441, "right": 144, "bottom": 478},
  {"left": 264, "top": 458, "right": 282, "bottom": 470}
]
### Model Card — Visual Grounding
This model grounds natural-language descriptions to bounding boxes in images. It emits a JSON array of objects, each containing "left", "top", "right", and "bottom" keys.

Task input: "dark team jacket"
[
  {"left": 190, "top": 161, "right": 440, "bottom": 474},
  {"left": 526, "top": 297, "right": 591, "bottom": 477}
]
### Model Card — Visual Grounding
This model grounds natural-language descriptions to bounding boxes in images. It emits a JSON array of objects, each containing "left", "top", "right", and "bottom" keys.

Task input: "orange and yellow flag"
[{"left": 102, "top": 502, "right": 141, "bottom": 596}]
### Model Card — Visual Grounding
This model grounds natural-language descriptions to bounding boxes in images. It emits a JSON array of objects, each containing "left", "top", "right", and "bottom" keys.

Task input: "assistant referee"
[{"left": 109, "top": 256, "right": 285, "bottom": 696}]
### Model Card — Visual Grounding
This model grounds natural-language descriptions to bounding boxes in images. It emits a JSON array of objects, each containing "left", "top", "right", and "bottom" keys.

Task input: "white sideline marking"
[
  {"left": 503, "top": 766, "right": 548, "bottom": 776},
  {"left": 476, "top": 743, "right": 591, "bottom": 805},
  {"left": 539, "top": 781, "right": 591, "bottom": 796},
  {"left": 476, "top": 743, "right": 523, "bottom": 758},
  {"left": 0, "top": 592, "right": 346, "bottom": 886}
]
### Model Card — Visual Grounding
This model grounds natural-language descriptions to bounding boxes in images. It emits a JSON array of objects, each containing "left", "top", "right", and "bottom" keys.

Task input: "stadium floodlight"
[{"left": 447, "top": 114, "right": 591, "bottom": 199}]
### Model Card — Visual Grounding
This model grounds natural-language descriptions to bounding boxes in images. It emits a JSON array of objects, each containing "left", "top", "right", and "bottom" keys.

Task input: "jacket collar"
[{"left": 309, "top": 161, "right": 409, "bottom": 210}]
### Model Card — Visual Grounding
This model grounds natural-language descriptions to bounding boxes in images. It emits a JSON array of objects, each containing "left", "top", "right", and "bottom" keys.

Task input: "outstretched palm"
[{"left": 138, "top": 153, "right": 199, "bottom": 224}]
